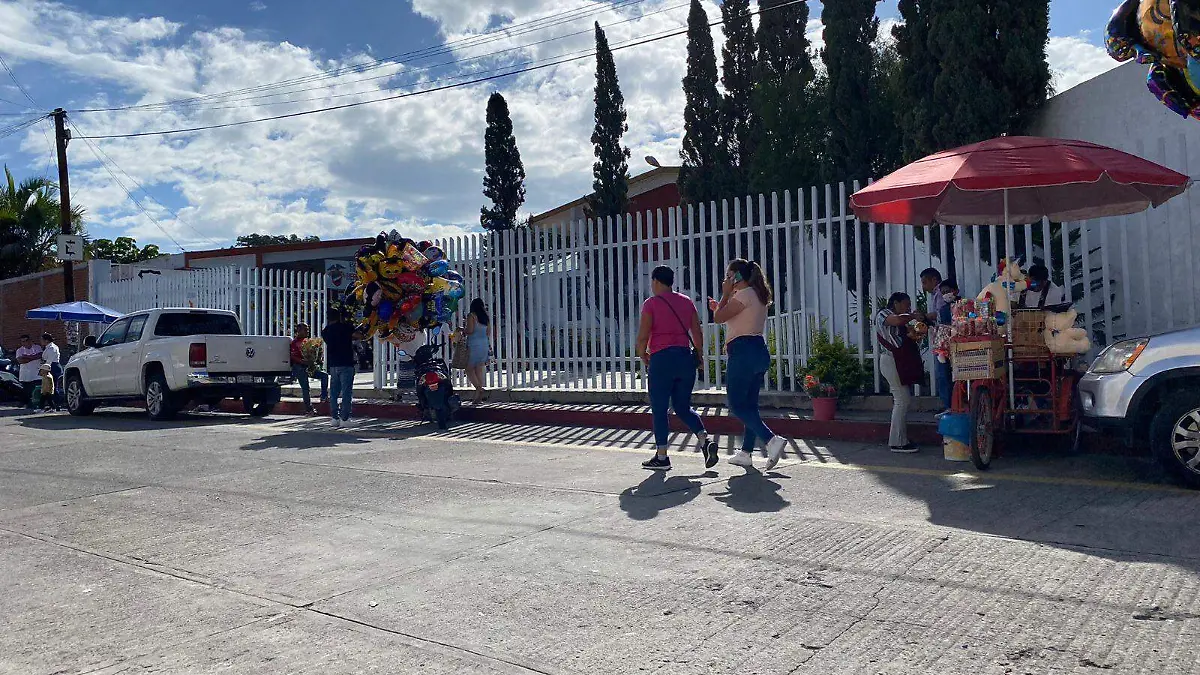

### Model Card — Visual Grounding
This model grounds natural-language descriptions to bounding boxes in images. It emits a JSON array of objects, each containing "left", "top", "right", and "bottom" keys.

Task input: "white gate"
[
  {"left": 413, "top": 181, "right": 1199, "bottom": 398},
  {"left": 94, "top": 266, "right": 328, "bottom": 338}
]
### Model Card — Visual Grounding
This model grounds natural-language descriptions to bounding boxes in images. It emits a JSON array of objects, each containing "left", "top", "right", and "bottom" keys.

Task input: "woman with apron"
[{"left": 875, "top": 292, "right": 924, "bottom": 453}]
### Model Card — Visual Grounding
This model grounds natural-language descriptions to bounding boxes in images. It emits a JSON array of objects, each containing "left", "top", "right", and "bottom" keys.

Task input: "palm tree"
[{"left": 0, "top": 166, "right": 84, "bottom": 280}]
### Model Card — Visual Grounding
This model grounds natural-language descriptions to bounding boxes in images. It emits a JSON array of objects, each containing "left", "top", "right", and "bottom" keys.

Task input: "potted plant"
[{"left": 803, "top": 374, "right": 839, "bottom": 421}]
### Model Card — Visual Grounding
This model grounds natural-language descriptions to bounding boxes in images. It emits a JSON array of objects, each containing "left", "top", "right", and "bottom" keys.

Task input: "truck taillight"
[{"left": 189, "top": 343, "right": 207, "bottom": 368}]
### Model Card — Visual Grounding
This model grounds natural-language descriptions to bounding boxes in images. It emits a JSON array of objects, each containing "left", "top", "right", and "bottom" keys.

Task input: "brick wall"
[{"left": 0, "top": 265, "right": 91, "bottom": 351}]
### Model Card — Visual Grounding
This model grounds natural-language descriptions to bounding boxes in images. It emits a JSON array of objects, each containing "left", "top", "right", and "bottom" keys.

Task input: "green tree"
[
  {"left": 678, "top": 0, "right": 725, "bottom": 206},
  {"left": 823, "top": 0, "right": 880, "bottom": 182},
  {"left": 893, "top": 0, "right": 939, "bottom": 160},
  {"left": 749, "top": 0, "right": 823, "bottom": 196},
  {"left": 480, "top": 92, "right": 527, "bottom": 231},
  {"left": 0, "top": 167, "right": 85, "bottom": 280},
  {"left": 895, "top": 0, "right": 1051, "bottom": 158},
  {"left": 720, "top": 0, "right": 757, "bottom": 198},
  {"left": 997, "top": 0, "right": 1052, "bottom": 131},
  {"left": 235, "top": 233, "right": 319, "bottom": 248},
  {"left": 588, "top": 22, "right": 631, "bottom": 220},
  {"left": 86, "top": 236, "right": 161, "bottom": 264}
]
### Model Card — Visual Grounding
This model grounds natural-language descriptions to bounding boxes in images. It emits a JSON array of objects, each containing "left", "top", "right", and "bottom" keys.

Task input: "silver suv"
[{"left": 1078, "top": 326, "right": 1200, "bottom": 487}]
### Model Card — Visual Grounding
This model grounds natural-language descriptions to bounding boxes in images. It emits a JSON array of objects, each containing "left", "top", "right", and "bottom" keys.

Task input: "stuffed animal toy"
[
  {"left": 1044, "top": 308, "right": 1092, "bottom": 355},
  {"left": 976, "top": 258, "right": 1028, "bottom": 327}
]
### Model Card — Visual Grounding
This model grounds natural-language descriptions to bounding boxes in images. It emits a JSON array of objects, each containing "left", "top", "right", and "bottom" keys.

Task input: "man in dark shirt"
[{"left": 321, "top": 309, "right": 363, "bottom": 428}]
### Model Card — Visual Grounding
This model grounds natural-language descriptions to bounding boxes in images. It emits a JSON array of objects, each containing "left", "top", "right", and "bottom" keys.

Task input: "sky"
[{"left": 0, "top": 0, "right": 1119, "bottom": 253}]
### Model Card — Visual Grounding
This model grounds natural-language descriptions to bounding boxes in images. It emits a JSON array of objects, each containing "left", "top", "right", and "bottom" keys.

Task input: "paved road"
[{"left": 2, "top": 407, "right": 1199, "bottom": 675}]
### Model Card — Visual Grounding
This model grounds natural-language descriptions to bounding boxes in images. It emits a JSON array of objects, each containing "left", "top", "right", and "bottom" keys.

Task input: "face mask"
[{"left": 942, "top": 293, "right": 956, "bottom": 303}]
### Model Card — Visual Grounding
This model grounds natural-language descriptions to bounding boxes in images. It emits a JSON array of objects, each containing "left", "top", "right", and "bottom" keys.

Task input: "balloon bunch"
[
  {"left": 346, "top": 230, "right": 466, "bottom": 346},
  {"left": 1107, "top": 0, "right": 1200, "bottom": 120}
]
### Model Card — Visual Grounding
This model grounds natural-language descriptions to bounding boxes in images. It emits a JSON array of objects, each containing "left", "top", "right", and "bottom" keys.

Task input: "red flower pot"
[{"left": 812, "top": 397, "right": 838, "bottom": 421}]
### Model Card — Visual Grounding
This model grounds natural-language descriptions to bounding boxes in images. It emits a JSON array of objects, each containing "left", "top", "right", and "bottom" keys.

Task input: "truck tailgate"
[{"left": 205, "top": 336, "right": 291, "bottom": 374}]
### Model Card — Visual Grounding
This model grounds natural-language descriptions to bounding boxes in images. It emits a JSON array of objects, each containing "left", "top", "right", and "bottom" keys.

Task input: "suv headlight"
[{"left": 1088, "top": 338, "right": 1148, "bottom": 374}]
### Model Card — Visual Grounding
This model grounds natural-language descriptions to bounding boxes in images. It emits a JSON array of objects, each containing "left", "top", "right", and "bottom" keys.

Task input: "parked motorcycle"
[{"left": 412, "top": 340, "right": 460, "bottom": 429}]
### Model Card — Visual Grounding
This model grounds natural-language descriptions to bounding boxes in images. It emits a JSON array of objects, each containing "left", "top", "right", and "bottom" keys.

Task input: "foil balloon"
[
  {"left": 377, "top": 299, "right": 395, "bottom": 323},
  {"left": 423, "top": 246, "right": 445, "bottom": 263},
  {"left": 1107, "top": 0, "right": 1200, "bottom": 120},
  {"left": 447, "top": 296, "right": 460, "bottom": 313},
  {"left": 399, "top": 243, "right": 430, "bottom": 273},
  {"left": 447, "top": 281, "right": 465, "bottom": 300},
  {"left": 425, "top": 259, "right": 450, "bottom": 277},
  {"left": 397, "top": 271, "right": 425, "bottom": 295},
  {"left": 427, "top": 277, "right": 451, "bottom": 294},
  {"left": 444, "top": 271, "right": 464, "bottom": 284},
  {"left": 400, "top": 295, "right": 421, "bottom": 314}
]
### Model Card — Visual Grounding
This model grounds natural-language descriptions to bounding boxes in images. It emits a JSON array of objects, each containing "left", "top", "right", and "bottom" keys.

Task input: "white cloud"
[
  {"left": 249, "top": 1, "right": 267, "bottom": 11},
  {"left": 1047, "top": 32, "right": 1121, "bottom": 95},
  {"left": 0, "top": 0, "right": 1122, "bottom": 254}
]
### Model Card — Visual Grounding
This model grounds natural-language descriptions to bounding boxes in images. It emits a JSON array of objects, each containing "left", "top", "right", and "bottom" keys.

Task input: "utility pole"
[{"left": 53, "top": 108, "right": 74, "bottom": 302}]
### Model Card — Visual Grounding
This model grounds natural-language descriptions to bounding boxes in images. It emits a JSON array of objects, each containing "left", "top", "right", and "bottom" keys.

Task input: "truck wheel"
[
  {"left": 242, "top": 399, "right": 276, "bottom": 418},
  {"left": 145, "top": 373, "right": 178, "bottom": 421},
  {"left": 65, "top": 375, "right": 95, "bottom": 416},
  {"left": 1150, "top": 394, "right": 1200, "bottom": 489}
]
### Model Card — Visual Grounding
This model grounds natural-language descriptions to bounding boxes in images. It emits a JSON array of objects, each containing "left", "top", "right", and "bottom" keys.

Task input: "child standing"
[{"left": 39, "top": 364, "right": 56, "bottom": 411}]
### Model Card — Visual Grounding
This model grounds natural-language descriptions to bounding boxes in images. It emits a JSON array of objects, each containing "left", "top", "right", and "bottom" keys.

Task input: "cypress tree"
[
  {"left": 928, "top": 0, "right": 1007, "bottom": 149},
  {"left": 588, "top": 22, "right": 631, "bottom": 220},
  {"left": 893, "top": 0, "right": 939, "bottom": 160},
  {"left": 720, "top": 0, "right": 757, "bottom": 197},
  {"left": 823, "top": 0, "right": 880, "bottom": 182},
  {"left": 480, "top": 92, "right": 527, "bottom": 231},
  {"left": 998, "top": 0, "right": 1051, "bottom": 131},
  {"left": 749, "top": 0, "right": 823, "bottom": 196},
  {"left": 679, "top": 0, "right": 724, "bottom": 206}
]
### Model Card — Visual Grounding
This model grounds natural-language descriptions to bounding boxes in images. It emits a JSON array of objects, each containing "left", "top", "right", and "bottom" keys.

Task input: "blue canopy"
[{"left": 26, "top": 301, "right": 122, "bottom": 323}]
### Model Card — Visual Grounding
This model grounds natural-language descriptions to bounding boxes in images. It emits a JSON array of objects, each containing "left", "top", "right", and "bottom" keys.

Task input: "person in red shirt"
[{"left": 290, "top": 323, "right": 328, "bottom": 415}]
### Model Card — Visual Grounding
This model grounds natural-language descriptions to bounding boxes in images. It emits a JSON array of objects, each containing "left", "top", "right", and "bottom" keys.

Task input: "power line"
[
  {"left": 0, "top": 54, "right": 40, "bottom": 108},
  {"left": 66, "top": 122, "right": 189, "bottom": 252},
  {"left": 68, "top": 119, "right": 223, "bottom": 248},
  {"left": 74, "top": 0, "right": 692, "bottom": 116},
  {"left": 0, "top": 114, "right": 49, "bottom": 142},
  {"left": 76, "top": 0, "right": 805, "bottom": 141},
  {"left": 71, "top": 0, "right": 653, "bottom": 114}
]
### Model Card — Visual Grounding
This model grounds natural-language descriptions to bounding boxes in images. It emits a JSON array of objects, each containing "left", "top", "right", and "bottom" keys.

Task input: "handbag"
[
  {"left": 450, "top": 330, "right": 470, "bottom": 369},
  {"left": 654, "top": 296, "right": 704, "bottom": 372}
]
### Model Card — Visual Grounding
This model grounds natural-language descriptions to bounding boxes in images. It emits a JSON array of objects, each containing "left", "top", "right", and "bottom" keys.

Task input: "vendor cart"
[
  {"left": 850, "top": 136, "right": 1192, "bottom": 469},
  {"left": 947, "top": 309, "right": 1083, "bottom": 469}
]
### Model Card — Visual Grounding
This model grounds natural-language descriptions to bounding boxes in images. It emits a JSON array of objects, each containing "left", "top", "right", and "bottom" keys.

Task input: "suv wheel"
[
  {"left": 65, "top": 375, "right": 95, "bottom": 416},
  {"left": 145, "top": 373, "right": 178, "bottom": 421},
  {"left": 1150, "top": 394, "right": 1200, "bottom": 488}
]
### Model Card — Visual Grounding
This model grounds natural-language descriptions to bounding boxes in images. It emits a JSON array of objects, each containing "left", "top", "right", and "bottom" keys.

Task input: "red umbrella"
[{"left": 850, "top": 136, "right": 1191, "bottom": 226}]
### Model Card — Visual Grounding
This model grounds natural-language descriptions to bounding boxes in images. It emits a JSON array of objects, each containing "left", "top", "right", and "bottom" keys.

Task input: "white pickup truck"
[{"left": 64, "top": 308, "right": 292, "bottom": 420}]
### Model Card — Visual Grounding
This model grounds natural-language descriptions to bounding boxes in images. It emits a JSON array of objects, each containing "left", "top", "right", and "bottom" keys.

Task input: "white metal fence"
[
  {"left": 94, "top": 266, "right": 327, "bottom": 339},
  {"left": 87, "top": 182, "right": 1200, "bottom": 399},
  {"left": 422, "top": 181, "right": 1200, "bottom": 398}
]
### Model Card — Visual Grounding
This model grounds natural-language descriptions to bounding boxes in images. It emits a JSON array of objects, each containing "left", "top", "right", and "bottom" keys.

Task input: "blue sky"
[{"left": 0, "top": 0, "right": 1118, "bottom": 252}]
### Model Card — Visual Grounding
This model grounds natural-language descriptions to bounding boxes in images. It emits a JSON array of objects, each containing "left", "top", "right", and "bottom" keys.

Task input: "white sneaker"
[
  {"left": 727, "top": 450, "right": 754, "bottom": 468},
  {"left": 764, "top": 436, "right": 788, "bottom": 471}
]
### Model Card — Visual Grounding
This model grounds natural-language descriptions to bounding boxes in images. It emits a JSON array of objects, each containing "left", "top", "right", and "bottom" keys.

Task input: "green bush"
[{"left": 803, "top": 324, "right": 869, "bottom": 402}]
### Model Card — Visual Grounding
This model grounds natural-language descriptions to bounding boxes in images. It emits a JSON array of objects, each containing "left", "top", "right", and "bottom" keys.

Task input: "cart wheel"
[{"left": 970, "top": 387, "right": 996, "bottom": 471}]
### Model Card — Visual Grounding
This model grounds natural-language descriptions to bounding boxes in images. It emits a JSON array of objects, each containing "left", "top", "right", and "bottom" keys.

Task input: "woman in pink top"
[
  {"left": 709, "top": 259, "right": 789, "bottom": 471},
  {"left": 635, "top": 266, "right": 718, "bottom": 471}
]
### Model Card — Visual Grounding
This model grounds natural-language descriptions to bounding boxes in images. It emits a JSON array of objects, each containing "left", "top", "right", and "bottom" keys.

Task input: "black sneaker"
[
  {"left": 702, "top": 440, "right": 719, "bottom": 469},
  {"left": 641, "top": 455, "right": 672, "bottom": 471}
]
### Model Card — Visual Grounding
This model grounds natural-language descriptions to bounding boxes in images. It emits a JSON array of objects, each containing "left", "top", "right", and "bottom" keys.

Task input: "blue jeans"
[
  {"left": 49, "top": 363, "right": 64, "bottom": 409},
  {"left": 292, "top": 364, "right": 328, "bottom": 408},
  {"left": 647, "top": 347, "right": 706, "bottom": 448},
  {"left": 328, "top": 366, "right": 355, "bottom": 421},
  {"left": 726, "top": 336, "right": 775, "bottom": 452},
  {"left": 935, "top": 358, "right": 952, "bottom": 410}
]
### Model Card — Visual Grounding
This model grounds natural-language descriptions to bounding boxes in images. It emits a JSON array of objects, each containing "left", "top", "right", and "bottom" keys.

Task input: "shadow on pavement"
[
  {"left": 711, "top": 469, "right": 791, "bottom": 513},
  {"left": 240, "top": 429, "right": 374, "bottom": 452},
  {"left": 12, "top": 409, "right": 264, "bottom": 432},
  {"left": 618, "top": 470, "right": 715, "bottom": 521}
]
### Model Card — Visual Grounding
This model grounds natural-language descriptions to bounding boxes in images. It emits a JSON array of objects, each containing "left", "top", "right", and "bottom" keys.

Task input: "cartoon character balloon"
[{"left": 1107, "top": 0, "right": 1200, "bottom": 120}]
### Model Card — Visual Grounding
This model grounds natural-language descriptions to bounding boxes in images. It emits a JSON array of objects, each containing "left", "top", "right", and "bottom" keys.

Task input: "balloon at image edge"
[{"left": 1107, "top": 0, "right": 1200, "bottom": 120}]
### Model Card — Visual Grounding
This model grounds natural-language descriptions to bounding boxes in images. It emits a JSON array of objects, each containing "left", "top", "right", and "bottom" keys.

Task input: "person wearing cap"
[{"left": 1017, "top": 264, "right": 1066, "bottom": 309}]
